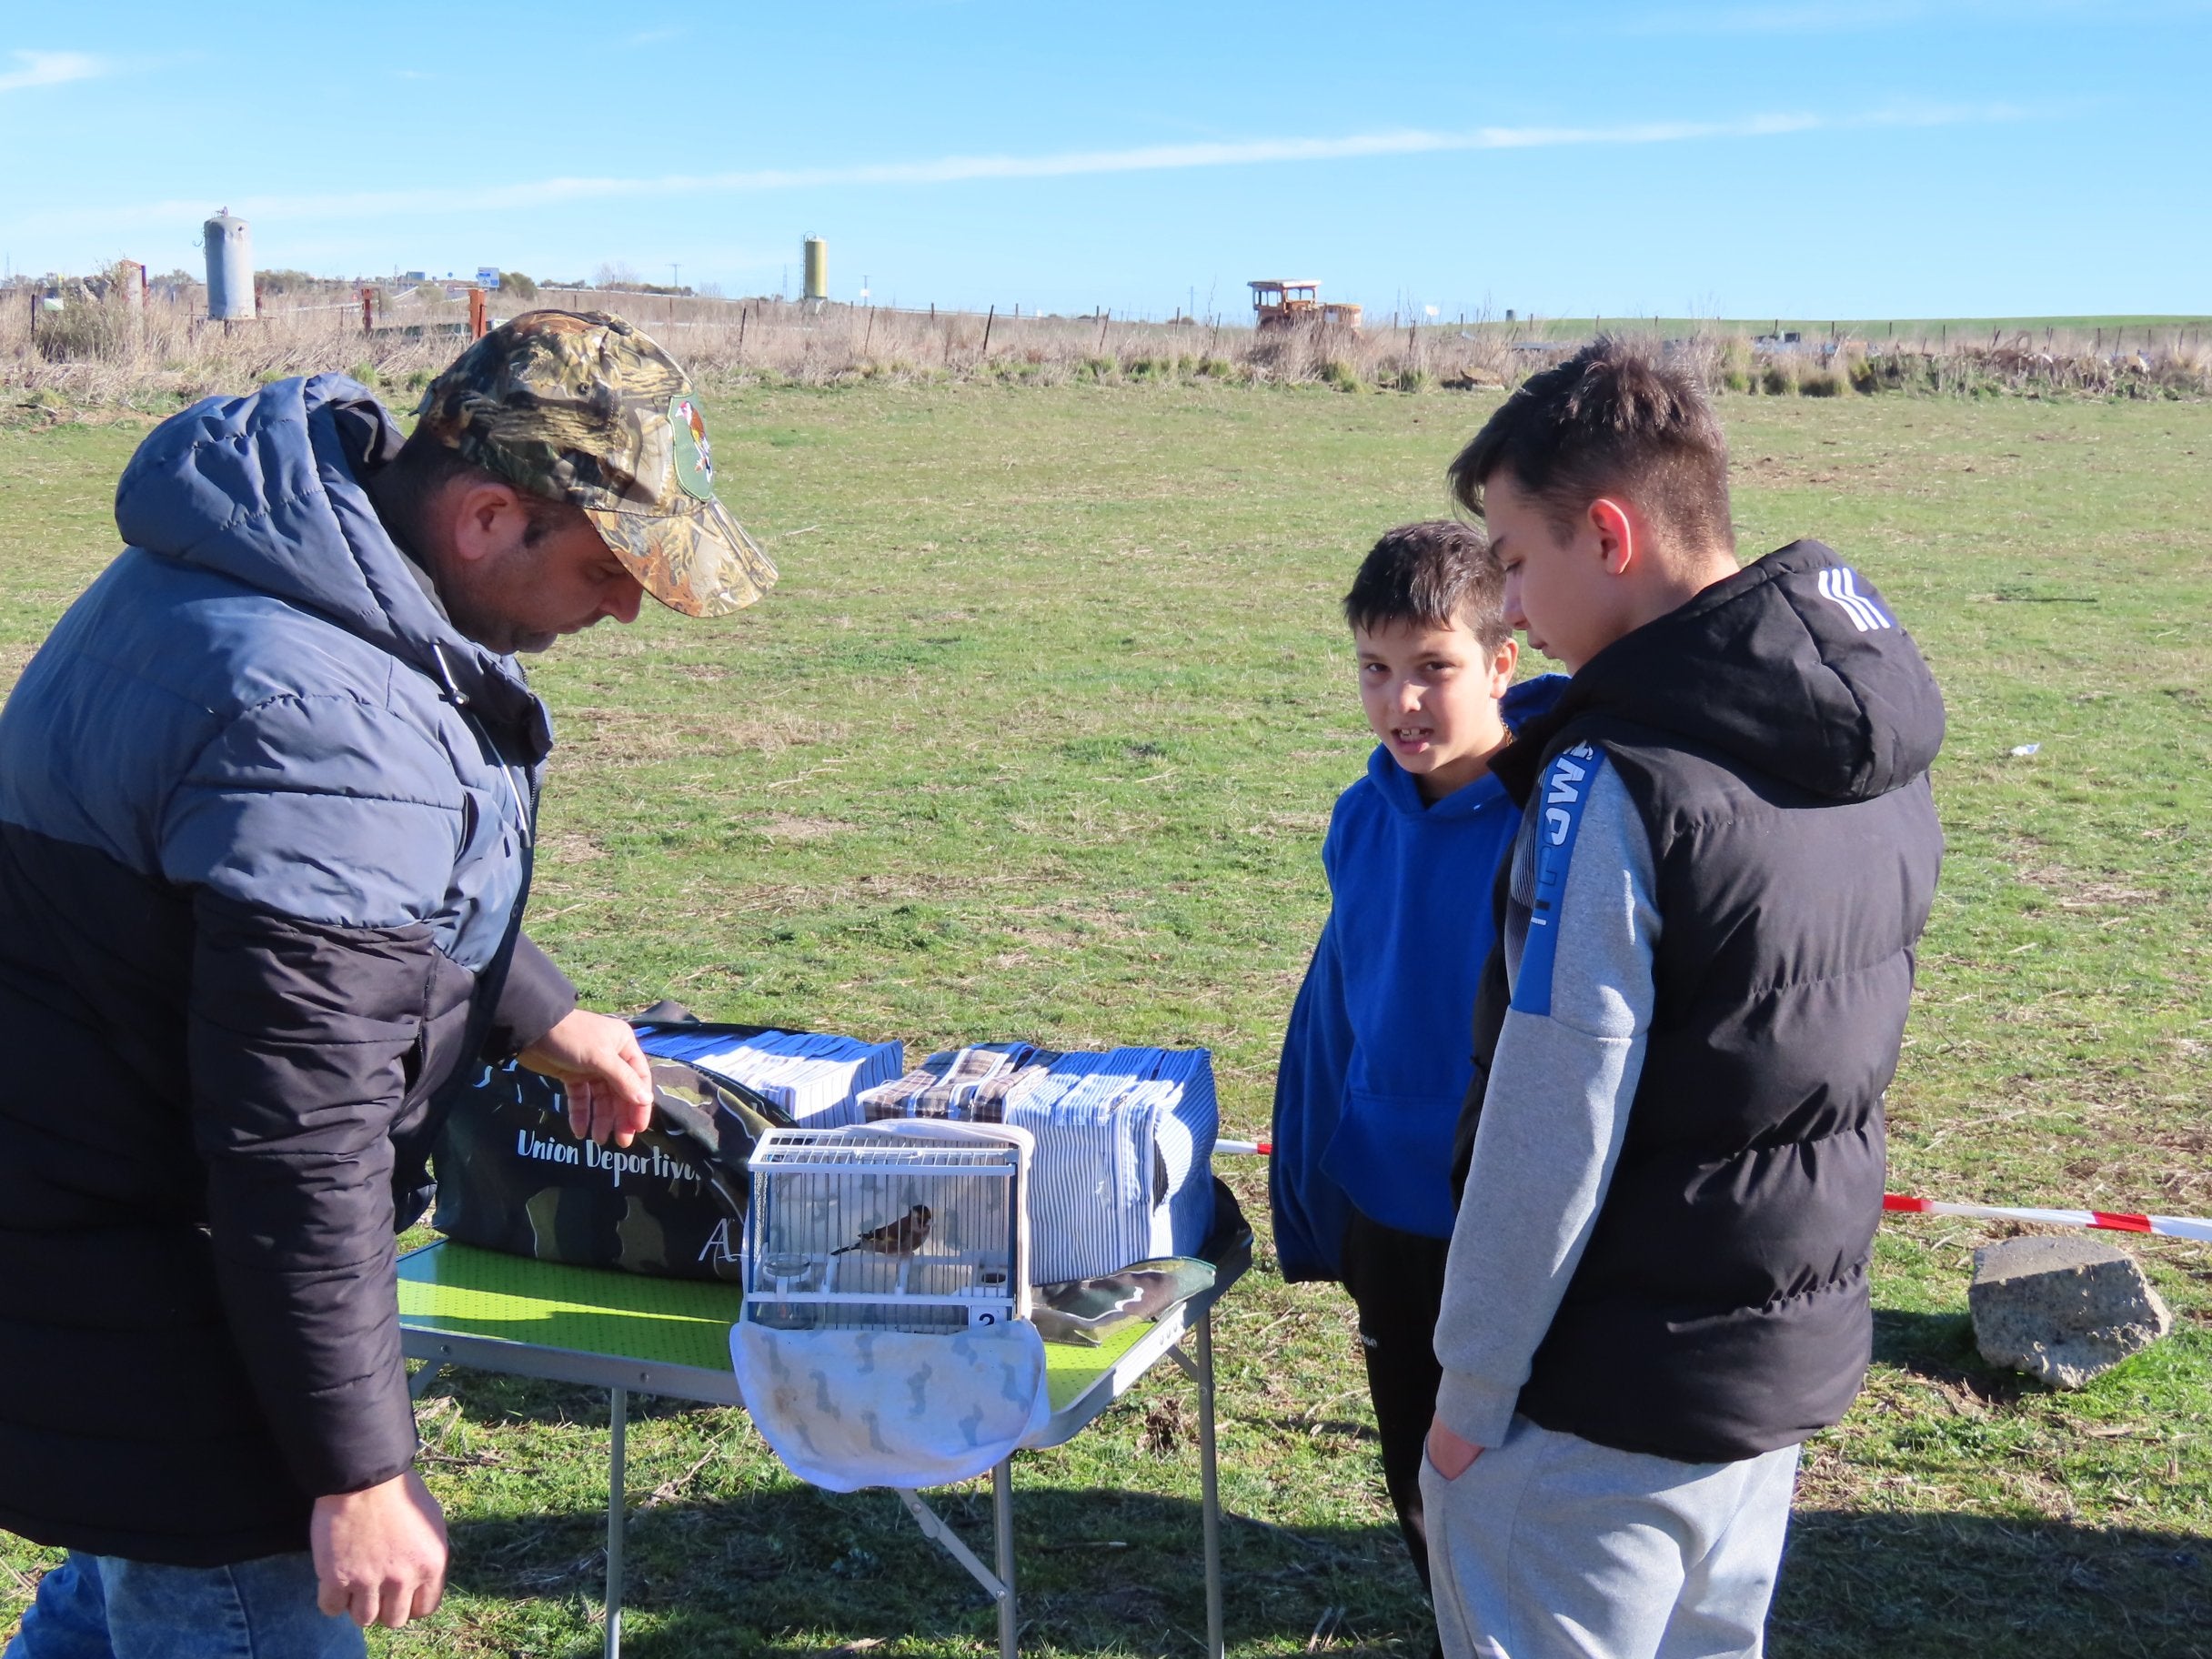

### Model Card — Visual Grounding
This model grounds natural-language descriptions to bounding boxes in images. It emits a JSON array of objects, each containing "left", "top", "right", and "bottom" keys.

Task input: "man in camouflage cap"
[
  {"left": 0, "top": 311, "right": 769, "bottom": 1654},
  {"left": 412, "top": 309, "right": 778, "bottom": 619}
]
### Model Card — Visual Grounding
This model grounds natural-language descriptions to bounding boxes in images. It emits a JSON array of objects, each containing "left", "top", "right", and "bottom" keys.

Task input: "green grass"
[{"left": 2, "top": 383, "right": 2208, "bottom": 1656}]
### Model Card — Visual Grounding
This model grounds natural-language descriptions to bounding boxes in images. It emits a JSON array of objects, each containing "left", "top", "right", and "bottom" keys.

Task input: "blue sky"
[{"left": 5, "top": 0, "right": 2207, "bottom": 320}]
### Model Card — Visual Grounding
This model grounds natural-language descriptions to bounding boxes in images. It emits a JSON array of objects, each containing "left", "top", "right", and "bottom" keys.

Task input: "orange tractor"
[{"left": 1249, "top": 279, "right": 1362, "bottom": 332}]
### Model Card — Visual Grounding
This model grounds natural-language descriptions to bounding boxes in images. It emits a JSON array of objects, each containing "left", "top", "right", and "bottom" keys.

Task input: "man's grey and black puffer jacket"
[{"left": 0, "top": 376, "right": 577, "bottom": 1564}]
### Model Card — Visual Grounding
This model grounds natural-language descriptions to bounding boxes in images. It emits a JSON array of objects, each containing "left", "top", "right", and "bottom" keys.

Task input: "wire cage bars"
[{"left": 743, "top": 1123, "right": 1031, "bottom": 1333}]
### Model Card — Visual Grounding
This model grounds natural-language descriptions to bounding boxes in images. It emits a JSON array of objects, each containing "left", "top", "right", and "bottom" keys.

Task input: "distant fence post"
[
  {"left": 980, "top": 305, "right": 995, "bottom": 356},
  {"left": 361, "top": 288, "right": 375, "bottom": 336},
  {"left": 468, "top": 287, "right": 488, "bottom": 341},
  {"left": 1096, "top": 309, "right": 1110, "bottom": 353}
]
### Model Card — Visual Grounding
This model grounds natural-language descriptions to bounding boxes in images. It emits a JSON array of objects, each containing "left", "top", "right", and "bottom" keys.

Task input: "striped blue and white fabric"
[
  {"left": 860, "top": 1046, "right": 1219, "bottom": 1285},
  {"left": 639, "top": 1028, "right": 906, "bottom": 1126}
]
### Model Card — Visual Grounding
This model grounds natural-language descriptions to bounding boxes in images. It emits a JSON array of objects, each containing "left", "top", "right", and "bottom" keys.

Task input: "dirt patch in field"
[
  {"left": 2014, "top": 863, "right": 2162, "bottom": 909},
  {"left": 537, "top": 830, "right": 607, "bottom": 864},
  {"left": 557, "top": 703, "right": 842, "bottom": 761},
  {"left": 750, "top": 814, "right": 853, "bottom": 843}
]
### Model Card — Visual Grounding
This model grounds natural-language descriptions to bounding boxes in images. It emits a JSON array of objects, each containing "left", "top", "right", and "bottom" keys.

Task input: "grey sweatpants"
[{"left": 1420, "top": 1415, "right": 1801, "bottom": 1659}]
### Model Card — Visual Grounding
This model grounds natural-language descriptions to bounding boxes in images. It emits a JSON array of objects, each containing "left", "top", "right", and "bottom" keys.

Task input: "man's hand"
[
  {"left": 1426, "top": 1414, "right": 1483, "bottom": 1481},
  {"left": 311, "top": 1470, "right": 447, "bottom": 1629},
  {"left": 519, "top": 1008, "right": 654, "bottom": 1147}
]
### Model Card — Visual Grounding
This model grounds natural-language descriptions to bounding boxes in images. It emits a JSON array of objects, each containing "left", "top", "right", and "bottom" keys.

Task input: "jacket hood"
[
  {"left": 1500, "top": 542, "right": 1944, "bottom": 805},
  {"left": 113, "top": 374, "right": 548, "bottom": 759}
]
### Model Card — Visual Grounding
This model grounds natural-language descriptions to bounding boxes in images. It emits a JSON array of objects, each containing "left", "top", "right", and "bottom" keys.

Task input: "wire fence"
[{"left": 6, "top": 273, "right": 2209, "bottom": 408}]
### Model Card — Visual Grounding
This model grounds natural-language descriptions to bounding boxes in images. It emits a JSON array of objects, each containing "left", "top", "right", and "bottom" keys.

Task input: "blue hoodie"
[{"left": 1269, "top": 674, "right": 1565, "bottom": 1282}]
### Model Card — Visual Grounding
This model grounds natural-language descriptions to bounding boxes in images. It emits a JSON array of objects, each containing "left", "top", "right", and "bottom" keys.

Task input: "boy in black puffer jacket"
[{"left": 1420, "top": 338, "right": 1944, "bottom": 1659}]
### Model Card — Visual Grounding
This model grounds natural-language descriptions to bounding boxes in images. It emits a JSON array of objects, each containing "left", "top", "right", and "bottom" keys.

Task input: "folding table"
[{"left": 397, "top": 1240, "right": 1244, "bottom": 1659}]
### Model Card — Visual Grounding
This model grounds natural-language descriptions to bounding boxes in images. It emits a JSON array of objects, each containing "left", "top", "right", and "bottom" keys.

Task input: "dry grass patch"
[
  {"left": 556, "top": 703, "right": 840, "bottom": 761},
  {"left": 749, "top": 814, "right": 855, "bottom": 843},
  {"left": 2014, "top": 864, "right": 2162, "bottom": 909}
]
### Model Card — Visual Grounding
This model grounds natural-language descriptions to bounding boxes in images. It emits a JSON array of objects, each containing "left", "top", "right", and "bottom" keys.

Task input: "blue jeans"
[{"left": 6, "top": 1552, "right": 364, "bottom": 1659}]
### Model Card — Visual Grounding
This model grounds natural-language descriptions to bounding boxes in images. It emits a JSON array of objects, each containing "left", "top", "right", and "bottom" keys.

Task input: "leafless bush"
[{"left": 1689, "top": 321, "right": 2212, "bottom": 400}]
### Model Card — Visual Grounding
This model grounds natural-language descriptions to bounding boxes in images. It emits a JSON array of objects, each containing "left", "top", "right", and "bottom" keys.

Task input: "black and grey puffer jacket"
[
  {"left": 0, "top": 376, "right": 577, "bottom": 1563},
  {"left": 1457, "top": 541, "right": 1946, "bottom": 1463}
]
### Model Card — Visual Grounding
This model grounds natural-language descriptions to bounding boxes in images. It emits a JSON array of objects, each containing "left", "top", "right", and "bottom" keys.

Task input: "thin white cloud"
[
  {"left": 626, "top": 26, "right": 683, "bottom": 44},
  {"left": 0, "top": 49, "right": 106, "bottom": 92},
  {"left": 10, "top": 101, "right": 2036, "bottom": 236}
]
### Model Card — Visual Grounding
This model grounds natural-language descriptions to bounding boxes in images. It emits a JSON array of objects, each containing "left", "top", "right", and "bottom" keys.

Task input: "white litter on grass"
[{"left": 2009, "top": 743, "right": 2042, "bottom": 757}]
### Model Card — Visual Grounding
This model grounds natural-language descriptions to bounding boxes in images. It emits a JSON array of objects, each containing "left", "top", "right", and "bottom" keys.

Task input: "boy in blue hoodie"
[{"left": 1271, "top": 520, "right": 1562, "bottom": 1604}]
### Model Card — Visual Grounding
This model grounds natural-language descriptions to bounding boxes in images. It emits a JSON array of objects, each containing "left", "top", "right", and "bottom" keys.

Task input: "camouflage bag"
[{"left": 431, "top": 1023, "right": 791, "bottom": 1282}]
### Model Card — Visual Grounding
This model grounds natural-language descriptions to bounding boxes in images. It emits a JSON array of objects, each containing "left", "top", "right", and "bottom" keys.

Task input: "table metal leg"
[
  {"left": 894, "top": 1483, "right": 1013, "bottom": 1648},
  {"left": 992, "top": 1459, "right": 1018, "bottom": 1659},
  {"left": 606, "top": 1385, "right": 628, "bottom": 1659},
  {"left": 1197, "top": 1307, "right": 1223, "bottom": 1659}
]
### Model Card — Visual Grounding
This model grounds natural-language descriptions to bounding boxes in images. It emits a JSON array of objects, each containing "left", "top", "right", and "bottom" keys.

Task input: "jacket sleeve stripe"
[{"left": 1511, "top": 744, "right": 1604, "bottom": 1021}]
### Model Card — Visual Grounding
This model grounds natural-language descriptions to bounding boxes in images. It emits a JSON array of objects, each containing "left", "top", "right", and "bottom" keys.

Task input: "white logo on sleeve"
[
  {"left": 1817, "top": 566, "right": 1893, "bottom": 632},
  {"left": 1544, "top": 752, "right": 1588, "bottom": 845}
]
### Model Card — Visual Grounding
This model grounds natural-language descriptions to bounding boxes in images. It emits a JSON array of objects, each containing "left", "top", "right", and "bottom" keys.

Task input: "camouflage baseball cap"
[{"left": 412, "top": 309, "right": 777, "bottom": 617}]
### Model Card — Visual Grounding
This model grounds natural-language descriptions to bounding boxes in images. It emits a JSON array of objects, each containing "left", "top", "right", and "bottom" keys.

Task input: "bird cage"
[{"left": 743, "top": 1121, "right": 1032, "bottom": 1334}]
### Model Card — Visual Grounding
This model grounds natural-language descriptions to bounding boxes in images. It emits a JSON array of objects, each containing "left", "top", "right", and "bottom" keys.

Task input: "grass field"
[{"left": 2, "top": 381, "right": 2208, "bottom": 1657}]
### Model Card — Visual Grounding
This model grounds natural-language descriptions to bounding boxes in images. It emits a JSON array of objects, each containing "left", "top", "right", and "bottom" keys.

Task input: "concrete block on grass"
[{"left": 1969, "top": 1235, "right": 2172, "bottom": 1390}]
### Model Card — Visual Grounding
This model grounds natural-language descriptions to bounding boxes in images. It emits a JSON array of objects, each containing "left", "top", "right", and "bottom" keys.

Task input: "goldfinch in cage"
[{"left": 743, "top": 1121, "right": 1033, "bottom": 1333}]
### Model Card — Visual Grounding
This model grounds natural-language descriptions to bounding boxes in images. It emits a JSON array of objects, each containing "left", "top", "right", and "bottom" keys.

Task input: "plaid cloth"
[{"left": 861, "top": 1044, "right": 1043, "bottom": 1122}]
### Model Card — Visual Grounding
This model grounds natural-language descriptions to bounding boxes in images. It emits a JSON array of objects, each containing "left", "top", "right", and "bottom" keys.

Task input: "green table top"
[{"left": 397, "top": 1242, "right": 1151, "bottom": 1412}]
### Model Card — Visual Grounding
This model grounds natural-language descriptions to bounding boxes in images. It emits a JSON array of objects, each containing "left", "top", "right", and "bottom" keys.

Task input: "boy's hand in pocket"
[{"left": 1426, "top": 1415, "right": 1483, "bottom": 1480}]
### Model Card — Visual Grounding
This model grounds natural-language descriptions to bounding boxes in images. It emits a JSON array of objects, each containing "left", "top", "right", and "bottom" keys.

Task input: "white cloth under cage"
[{"left": 730, "top": 1320, "right": 1051, "bottom": 1492}]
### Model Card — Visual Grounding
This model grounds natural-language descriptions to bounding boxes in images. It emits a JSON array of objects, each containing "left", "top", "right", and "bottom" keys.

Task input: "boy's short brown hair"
[
  {"left": 1446, "top": 336, "right": 1734, "bottom": 558},
  {"left": 1342, "top": 519, "right": 1510, "bottom": 650}
]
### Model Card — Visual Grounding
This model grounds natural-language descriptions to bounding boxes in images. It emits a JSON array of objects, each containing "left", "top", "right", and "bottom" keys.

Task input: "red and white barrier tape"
[
  {"left": 1212, "top": 1141, "right": 2211, "bottom": 1244},
  {"left": 1880, "top": 1192, "right": 2212, "bottom": 1242}
]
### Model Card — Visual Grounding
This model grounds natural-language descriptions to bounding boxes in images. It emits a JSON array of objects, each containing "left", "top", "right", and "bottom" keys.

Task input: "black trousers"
[{"left": 1339, "top": 1204, "right": 1453, "bottom": 1594}]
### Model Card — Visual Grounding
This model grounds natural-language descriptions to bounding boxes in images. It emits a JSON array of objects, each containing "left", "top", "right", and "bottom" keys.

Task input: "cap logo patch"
[{"left": 669, "top": 395, "right": 716, "bottom": 501}]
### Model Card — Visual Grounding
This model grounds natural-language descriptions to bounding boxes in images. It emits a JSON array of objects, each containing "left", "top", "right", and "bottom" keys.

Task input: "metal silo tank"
[
  {"left": 204, "top": 211, "right": 255, "bottom": 320},
  {"left": 802, "top": 236, "right": 827, "bottom": 302}
]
